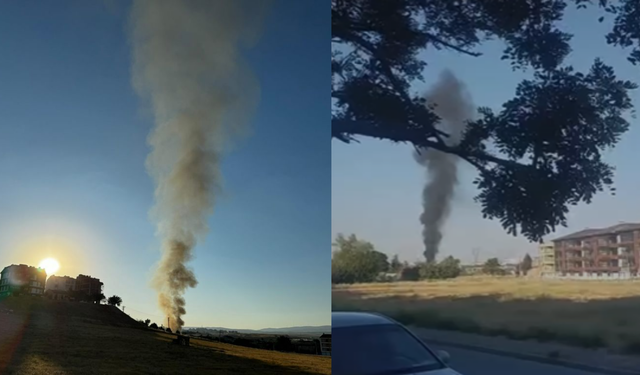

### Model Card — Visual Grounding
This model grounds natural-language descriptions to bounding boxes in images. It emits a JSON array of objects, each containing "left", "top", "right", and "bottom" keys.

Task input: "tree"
[
  {"left": 332, "top": 0, "right": 639, "bottom": 243},
  {"left": 92, "top": 293, "right": 106, "bottom": 304},
  {"left": 390, "top": 254, "right": 402, "bottom": 272},
  {"left": 145, "top": 319, "right": 151, "bottom": 326},
  {"left": 400, "top": 265, "right": 421, "bottom": 281},
  {"left": 332, "top": 233, "right": 389, "bottom": 283},
  {"left": 437, "top": 256, "right": 462, "bottom": 279},
  {"left": 275, "top": 335, "right": 293, "bottom": 352},
  {"left": 418, "top": 262, "right": 440, "bottom": 280},
  {"left": 107, "top": 295, "right": 123, "bottom": 307},
  {"left": 419, "top": 255, "right": 462, "bottom": 280},
  {"left": 521, "top": 253, "right": 533, "bottom": 275},
  {"left": 483, "top": 258, "right": 505, "bottom": 276},
  {"left": 150, "top": 322, "right": 158, "bottom": 329}
]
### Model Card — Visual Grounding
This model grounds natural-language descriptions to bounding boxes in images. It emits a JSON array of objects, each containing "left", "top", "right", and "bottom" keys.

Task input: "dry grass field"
[
  {"left": 333, "top": 276, "right": 640, "bottom": 354},
  {"left": 0, "top": 297, "right": 331, "bottom": 375}
]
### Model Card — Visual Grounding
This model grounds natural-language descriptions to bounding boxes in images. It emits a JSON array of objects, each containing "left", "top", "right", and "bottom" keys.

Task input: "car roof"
[{"left": 332, "top": 311, "right": 397, "bottom": 328}]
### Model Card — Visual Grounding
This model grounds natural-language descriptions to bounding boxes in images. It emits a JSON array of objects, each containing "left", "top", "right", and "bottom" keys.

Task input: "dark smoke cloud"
[
  {"left": 414, "top": 70, "right": 474, "bottom": 263},
  {"left": 129, "top": 0, "right": 269, "bottom": 331}
]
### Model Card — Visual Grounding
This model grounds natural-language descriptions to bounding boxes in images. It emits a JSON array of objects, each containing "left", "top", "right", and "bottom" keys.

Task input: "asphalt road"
[{"left": 431, "top": 344, "right": 609, "bottom": 375}]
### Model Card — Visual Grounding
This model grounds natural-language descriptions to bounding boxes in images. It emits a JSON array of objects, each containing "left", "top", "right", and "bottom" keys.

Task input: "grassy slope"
[
  {"left": 333, "top": 276, "right": 640, "bottom": 354},
  {"left": 0, "top": 297, "right": 330, "bottom": 375}
]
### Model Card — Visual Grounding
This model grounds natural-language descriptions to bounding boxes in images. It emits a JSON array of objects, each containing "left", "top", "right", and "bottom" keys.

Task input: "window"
[
  {"left": 333, "top": 324, "right": 444, "bottom": 375},
  {"left": 620, "top": 232, "right": 634, "bottom": 243}
]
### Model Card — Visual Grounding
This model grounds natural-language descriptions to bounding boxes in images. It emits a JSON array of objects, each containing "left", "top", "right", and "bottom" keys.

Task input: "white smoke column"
[
  {"left": 129, "top": 0, "right": 269, "bottom": 331},
  {"left": 414, "top": 70, "right": 474, "bottom": 263}
]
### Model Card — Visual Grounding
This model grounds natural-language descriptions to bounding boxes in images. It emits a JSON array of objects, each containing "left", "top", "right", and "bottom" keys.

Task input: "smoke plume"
[
  {"left": 129, "top": 0, "right": 269, "bottom": 331},
  {"left": 414, "top": 70, "right": 474, "bottom": 263}
]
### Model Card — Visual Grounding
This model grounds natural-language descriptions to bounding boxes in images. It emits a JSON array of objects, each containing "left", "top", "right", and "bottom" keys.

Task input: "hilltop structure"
[
  {"left": 0, "top": 264, "right": 47, "bottom": 297},
  {"left": 75, "top": 274, "right": 103, "bottom": 296},
  {"left": 44, "top": 274, "right": 103, "bottom": 301},
  {"left": 45, "top": 275, "right": 77, "bottom": 300}
]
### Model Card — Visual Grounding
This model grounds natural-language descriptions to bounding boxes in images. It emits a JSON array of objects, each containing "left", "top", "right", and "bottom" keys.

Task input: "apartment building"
[
  {"left": 45, "top": 275, "right": 77, "bottom": 300},
  {"left": 0, "top": 264, "right": 47, "bottom": 297},
  {"left": 538, "top": 243, "right": 556, "bottom": 276},
  {"left": 319, "top": 333, "right": 331, "bottom": 356},
  {"left": 45, "top": 275, "right": 76, "bottom": 292},
  {"left": 553, "top": 223, "right": 640, "bottom": 279},
  {"left": 75, "top": 274, "right": 103, "bottom": 296}
]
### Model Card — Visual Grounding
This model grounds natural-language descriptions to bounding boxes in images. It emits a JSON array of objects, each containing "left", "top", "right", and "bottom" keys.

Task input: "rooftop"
[{"left": 553, "top": 223, "right": 640, "bottom": 242}]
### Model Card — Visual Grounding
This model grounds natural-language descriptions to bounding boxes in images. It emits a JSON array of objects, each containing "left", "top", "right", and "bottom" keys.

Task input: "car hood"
[{"left": 405, "top": 368, "right": 463, "bottom": 375}]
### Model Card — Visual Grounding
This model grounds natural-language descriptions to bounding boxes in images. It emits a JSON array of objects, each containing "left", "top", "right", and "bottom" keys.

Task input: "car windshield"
[{"left": 333, "top": 323, "right": 445, "bottom": 375}]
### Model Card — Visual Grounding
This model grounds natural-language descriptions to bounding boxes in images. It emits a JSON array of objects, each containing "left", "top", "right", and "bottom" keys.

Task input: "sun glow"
[{"left": 39, "top": 258, "right": 60, "bottom": 276}]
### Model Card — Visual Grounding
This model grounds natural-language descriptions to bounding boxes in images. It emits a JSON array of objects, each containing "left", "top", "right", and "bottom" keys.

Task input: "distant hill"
[
  {"left": 186, "top": 325, "right": 331, "bottom": 335},
  {"left": 259, "top": 326, "right": 331, "bottom": 334}
]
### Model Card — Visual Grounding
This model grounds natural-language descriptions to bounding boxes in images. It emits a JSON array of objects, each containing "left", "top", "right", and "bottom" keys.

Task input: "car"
[{"left": 333, "top": 311, "right": 463, "bottom": 375}]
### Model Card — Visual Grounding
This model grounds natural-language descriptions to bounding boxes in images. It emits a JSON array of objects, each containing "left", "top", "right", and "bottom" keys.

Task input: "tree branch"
[
  {"left": 425, "top": 32, "right": 482, "bottom": 57},
  {"left": 332, "top": 119, "right": 528, "bottom": 173}
]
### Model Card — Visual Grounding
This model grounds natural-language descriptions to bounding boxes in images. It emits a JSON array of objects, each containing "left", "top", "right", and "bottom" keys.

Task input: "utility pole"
[
  {"left": 168, "top": 316, "right": 170, "bottom": 330},
  {"left": 472, "top": 247, "right": 481, "bottom": 265}
]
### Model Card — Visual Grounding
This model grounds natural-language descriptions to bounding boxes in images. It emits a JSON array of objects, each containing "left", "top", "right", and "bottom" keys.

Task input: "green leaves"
[
  {"left": 331, "top": 234, "right": 389, "bottom": 284},
  {"left": 332, "top": 0, "right": 639, "bottom": 243}
]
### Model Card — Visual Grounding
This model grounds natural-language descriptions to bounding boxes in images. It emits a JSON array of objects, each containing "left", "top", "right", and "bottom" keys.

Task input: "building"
[
  {"left": 75, "top": 274, "right": 103, "bottom": 296},
  {"left": 538, "top": 243, "right": 556, "bottom": 277},
  {"left": 461, "top": 264, "right": 483, "bottom": 275},
  {"left": 46, "top": 275, "right": 76, "bottom": 292},
  {"left": 0, "top": 264, "right": 47, "bottom": 297},
  {"left": 319, "top": 333, "right": 331, "bottom": 356},
  {"left": 45, "top": 275, "right": 77, "bottom": 300},
  {"left": 553, "top": 222, "right": 640, "bottom": 279}
]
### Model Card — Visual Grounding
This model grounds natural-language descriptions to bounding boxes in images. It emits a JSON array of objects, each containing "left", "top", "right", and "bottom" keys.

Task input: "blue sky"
[
  {"left": 333, "top": 6, "right": 640, "bottom": 265},
  {"left": 0, "top": 0, "right": 329, "bottom": 329}
]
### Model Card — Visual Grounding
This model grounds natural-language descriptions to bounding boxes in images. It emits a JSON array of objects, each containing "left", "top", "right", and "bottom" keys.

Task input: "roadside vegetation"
[
  {"left": 333, "top": 275, "right": 640, "bottom": 355},
  {"left": 331, "top": 233, "right": 531, "bottom": 284}
]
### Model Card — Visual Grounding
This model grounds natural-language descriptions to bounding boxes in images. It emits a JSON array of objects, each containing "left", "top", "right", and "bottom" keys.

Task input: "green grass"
[{"left": 0, "top": 297, "right": 330, "bottom": 374}]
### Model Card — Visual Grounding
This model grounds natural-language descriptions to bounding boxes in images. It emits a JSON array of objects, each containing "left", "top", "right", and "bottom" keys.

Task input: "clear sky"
[
  {"left": 0, "top": 0, "right": 329, "bottom": 329},
  {"left": 333, "top": 6, "right": 640, "bottom": 265}
]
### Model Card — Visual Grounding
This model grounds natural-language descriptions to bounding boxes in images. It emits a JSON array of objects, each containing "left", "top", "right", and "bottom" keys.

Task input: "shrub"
[
  {"left": 400, "top": 266, "right": 420, "bottom": 281},
  {"left": 150, "top": 323, "right": 158, "bottom": 329},
  {"left": 166, "top": 327, "right": 172, "bottom": 333}
]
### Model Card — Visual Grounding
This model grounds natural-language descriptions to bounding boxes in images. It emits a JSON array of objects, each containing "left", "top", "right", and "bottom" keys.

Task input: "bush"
[
  {"left": 166, "top": 327, "right": 172, "bottom": 333},
  {"left": 150, "top": 323, "right": 158, "bottom": 329},
  {"left": 483, "top": 258, "right": 506, "bottom": 275}
]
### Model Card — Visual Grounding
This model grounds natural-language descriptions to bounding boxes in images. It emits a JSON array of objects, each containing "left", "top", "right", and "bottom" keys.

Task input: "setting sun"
[{"left": 39, "top": 258, "right": 60, "bottom": 276}]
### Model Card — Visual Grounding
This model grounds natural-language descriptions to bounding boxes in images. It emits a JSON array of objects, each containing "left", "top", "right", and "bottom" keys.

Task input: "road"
[{"left": 431, "top": 344, "right": 611, "bottom": 375}]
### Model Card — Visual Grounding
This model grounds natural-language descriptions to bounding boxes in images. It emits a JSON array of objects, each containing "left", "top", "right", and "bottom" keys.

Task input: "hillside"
[
  {"left": 190, "top": 325, "right": 332, "bottom": 335},
  {"left": 0, "top": 297, "right": 331, "bottom": 375}
]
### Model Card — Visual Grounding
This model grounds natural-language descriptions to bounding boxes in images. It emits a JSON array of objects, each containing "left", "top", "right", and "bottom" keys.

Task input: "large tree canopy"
[{"left": 332, "top": 0, "right": 639, "bottom": 242}]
